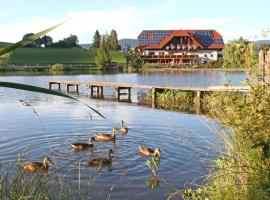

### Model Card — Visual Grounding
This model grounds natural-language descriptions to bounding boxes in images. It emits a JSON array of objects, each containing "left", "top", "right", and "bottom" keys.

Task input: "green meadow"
[{"left": 7, "top": 48, "right": 126, "bottom": 65}]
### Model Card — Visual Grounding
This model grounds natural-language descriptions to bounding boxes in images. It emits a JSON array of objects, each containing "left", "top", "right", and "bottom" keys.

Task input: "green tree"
[
  {"left": 223, "top": 37, "right": 258, "bottom": 68},
  {"left": 22, "top": 33, "right": 42, "bottom": 47},
  {"left": 63, "top": 34, "right": 79, "bottom": 48},
  {"left": 92, "top": 30, "right": 101, "bottom": 49},
  {"left": 41, "top": 35, "right": 53, "bottom": 47},
  {"left": 126, "top": 49, "right": 143, "bottom": 68},
  {"left": 108, "top": 29, "right": 119, "bottom": 50},
  {"left": 95, "top": 37, "right": 111, "bottom": 68}
]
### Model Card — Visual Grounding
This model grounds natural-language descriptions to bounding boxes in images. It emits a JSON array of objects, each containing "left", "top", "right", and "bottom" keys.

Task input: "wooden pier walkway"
[{"left": 48, "top": 80, "right": 250, "bottom": 109}]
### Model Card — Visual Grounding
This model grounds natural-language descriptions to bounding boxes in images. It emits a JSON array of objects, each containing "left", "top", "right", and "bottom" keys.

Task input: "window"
[
  {"left": 210, "top": 54, "right": 213, "bottom": 58},
  {"left": 204, "top": 54, "right": 207, "bottom": 58}
]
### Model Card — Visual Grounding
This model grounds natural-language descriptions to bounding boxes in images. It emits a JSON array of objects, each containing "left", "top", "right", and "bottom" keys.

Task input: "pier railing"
[{"left": 48, "top": 80, "right": 250, "bottom": 110}]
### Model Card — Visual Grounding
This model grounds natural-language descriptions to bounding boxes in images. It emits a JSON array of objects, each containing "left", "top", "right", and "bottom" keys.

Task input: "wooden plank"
[{"left": 48, "top": 80, "right": 250, "bottom": 93}]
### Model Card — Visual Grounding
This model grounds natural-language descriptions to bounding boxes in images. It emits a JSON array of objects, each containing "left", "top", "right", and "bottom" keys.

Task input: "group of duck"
[{"left": 21, "top": 120, "right": 161, "bottom": 173}]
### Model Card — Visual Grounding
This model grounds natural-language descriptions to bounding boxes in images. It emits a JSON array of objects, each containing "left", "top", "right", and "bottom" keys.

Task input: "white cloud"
[
  {"left": 0, "top": 2, "right": 265, "bottom": 44},
  {"left": 161, "top": 18, "right": 231, "bottom": 30},
  {"left": 0, "top": 6, "right": 143, "bottom": 43}
]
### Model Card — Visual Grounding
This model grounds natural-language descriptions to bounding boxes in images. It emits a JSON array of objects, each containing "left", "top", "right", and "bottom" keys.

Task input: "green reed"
[
  {"left": 142, "top": 89, "right": 196, "bottom": 112},
  {"left": 179, "top": 80, "right": 270, "bottom": 200}
]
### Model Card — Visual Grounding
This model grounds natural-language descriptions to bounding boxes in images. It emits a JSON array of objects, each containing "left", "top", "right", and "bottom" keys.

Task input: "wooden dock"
[{"left": 48, "top": 80, "right": 250, "bottom": 109}]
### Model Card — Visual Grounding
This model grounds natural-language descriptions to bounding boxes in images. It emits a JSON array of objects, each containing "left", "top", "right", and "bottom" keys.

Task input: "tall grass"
[
  {"left": 181, "top": 80, "right": 270, "bottom": 199},
  {"left": 139, "top": 89, "right": 196, "bottom": 112}
]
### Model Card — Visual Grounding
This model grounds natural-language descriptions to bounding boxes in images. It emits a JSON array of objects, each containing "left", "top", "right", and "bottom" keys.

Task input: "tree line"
[{"left": 22, "top": 33, "right": 79, "bottom": 48}]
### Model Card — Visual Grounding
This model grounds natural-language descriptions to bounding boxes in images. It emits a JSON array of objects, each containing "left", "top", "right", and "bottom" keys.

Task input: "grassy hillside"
[
  {"left": 0, "top": 42, "right": 12, "bottom": 48},
  {"left": 9, "top": 48, "right": 126, "bottom": 65}
]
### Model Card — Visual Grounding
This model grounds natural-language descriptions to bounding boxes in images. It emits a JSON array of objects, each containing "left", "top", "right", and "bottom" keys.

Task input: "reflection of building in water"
[{"left": 136, "top": 30, "right": 224, "bottom": 64}]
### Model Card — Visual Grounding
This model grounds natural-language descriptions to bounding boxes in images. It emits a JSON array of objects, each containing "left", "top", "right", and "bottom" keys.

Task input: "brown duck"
[
  {"left": 139, "top": 145, "right": 161, "bottom": 158},
  {"left": 119, "top": 120, "right": 128, "bottom": 134},
  {"left": 71, "top": 136, "right": 96, "bottom": 151},
  {"left": 87, "top": 149, "right": 114, "bottom": 166},
  {"left": 21, "top": 156, "right": 54, "bottom": 173},
  {"left": 95, "top": 128, "right": 116, "bottom": 141}
]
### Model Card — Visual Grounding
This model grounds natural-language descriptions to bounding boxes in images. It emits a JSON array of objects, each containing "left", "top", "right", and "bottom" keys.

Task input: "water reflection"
[{"left": 0, "top": 71, "right": 237, "bottom": 199}]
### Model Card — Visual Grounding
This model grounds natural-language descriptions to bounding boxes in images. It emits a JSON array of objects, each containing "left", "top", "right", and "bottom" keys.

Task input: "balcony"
[{"left": 143, "top": 54, "right": 196, "bottom": 59}]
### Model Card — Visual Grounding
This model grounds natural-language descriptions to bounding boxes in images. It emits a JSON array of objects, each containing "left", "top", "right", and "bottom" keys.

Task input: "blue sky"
[{"left": 0, "top": 0, "right": 269, "bottom": 43}]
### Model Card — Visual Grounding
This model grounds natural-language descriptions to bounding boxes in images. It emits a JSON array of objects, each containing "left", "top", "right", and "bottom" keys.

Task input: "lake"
[{"left": 0, "top": 70, "right": 247, "bottom": 199}]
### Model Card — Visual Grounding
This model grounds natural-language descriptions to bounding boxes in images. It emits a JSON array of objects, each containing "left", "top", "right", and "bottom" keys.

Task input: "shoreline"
[{"left": 142, "top": 67, "right": 246, "bottom": 72}]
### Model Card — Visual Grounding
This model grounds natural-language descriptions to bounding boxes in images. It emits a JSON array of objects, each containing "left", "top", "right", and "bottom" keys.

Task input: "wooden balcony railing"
[{"left": 143, "top": 54, "right": 196, "bottom": 59}]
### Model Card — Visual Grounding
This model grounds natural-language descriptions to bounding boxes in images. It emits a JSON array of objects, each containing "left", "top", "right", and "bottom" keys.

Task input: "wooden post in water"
[
  {"left": 90, "top": 85, "right": 94, "bottom": 97},
  {"left": 267, "top": 50, "right": 270, "bottom": 83},
  {"left": 259, "top": 50, "right": 265, "bottom": 81},
  {"left": 99, "top": 86, "right": 104, "bottom": 98},
  {"left": 115, "top": 87, "right": 120, "bottom": 100},
  {"left": 151, "top": 88, "right": 157, "bottom": 108},
  {"left": 66, "top": 84, "right": 70, "bottom": 93},
  {"left": 76, "top": 85, "right": 79, "bottom": 94},
  {"left": 195, "top": 90, "right": 202, "bottom": 113},
  {"left": 127, "top": 88, "right": 131, "bottom": 101}
]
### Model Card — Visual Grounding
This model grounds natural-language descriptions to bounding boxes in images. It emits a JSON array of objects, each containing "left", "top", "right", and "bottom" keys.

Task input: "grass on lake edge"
[{"left": 176, "top": 79, "right": 270, "bottom": 200}]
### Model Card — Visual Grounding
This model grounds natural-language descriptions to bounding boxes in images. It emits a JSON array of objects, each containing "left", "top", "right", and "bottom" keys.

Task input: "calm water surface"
[{"left": 0, "top": 71, "right": 247, "bottom": 199}]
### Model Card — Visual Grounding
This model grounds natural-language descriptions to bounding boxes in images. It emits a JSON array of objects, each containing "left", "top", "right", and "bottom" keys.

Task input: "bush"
[
  {"left": 182, "top": 81, "right": 270, "bottom": 199},
  {"left": 49, "top": 64, "right": 64, "bottom": 72}
]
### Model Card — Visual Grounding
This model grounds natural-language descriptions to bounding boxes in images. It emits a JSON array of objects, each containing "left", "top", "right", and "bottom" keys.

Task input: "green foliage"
[
  {"left": 145, "top": 178, "right": 160, "bottom": 189},
  {"left": 0, "top": 167, "right": 49, "bottom": 200},
  {"left": 144, "top": 89, "right": 195, "bottom": 112},
  {"left": 183, "top": 187, "right": 209, "bottom": 200},
  {"left": 50, "top": 34, "right": 79, "bottom": 48},
  {"left": 126, "top": 50, "right": 143, "bottom": 69},
  {"left": 108, "top": 29, "right": 119, "bottom": 50},
  {"left": 0, "top": 53, "right": 10, "bottom": 67},
  {"left": 95, "top": 37, "right": 111, "bottom": 68},
  {"left": 187, "top": 81, "right": 270, "bottom": 199},
  {"left": 145, "top": 157, "right": 160, "bottom": 177},
  {"left": 49, "top": 63, "right": 64, "bottom": 72},
  {"left": 223, "top": 37, "right": 258, "bottom": 68},
  {"left": 92, "top": 30, "right": 101, "bottom": 49}
]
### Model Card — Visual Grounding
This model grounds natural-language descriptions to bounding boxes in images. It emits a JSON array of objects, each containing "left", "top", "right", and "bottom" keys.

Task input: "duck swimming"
[
  {"left": 95, "top": 128, "right": 116, "bottom": 141},
  {"left": 21, "top": 156, "right": 54, "bottom": 173},
  {"left": 119, "top": 120, "right": 128, "bottom": 134},
  {"left": 87, "top": 149, "right": 114, "bottom": 166},
  {"left": 139, "top": 145, "right": 161, "bottom": 159},
  {"left": 71, "top": 136, "right": 96, "bottom": 151}
]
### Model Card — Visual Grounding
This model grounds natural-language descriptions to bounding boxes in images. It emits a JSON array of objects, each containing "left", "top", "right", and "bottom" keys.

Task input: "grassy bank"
[
  {"left": 0, "top": 42, "right": 12, "bottom": 48},
  {"left": 180, "top": 81, "right": 270, "bottom": 199},
  {"left": 138, "top": 89, "right": 198, "bottom": 113},
  {"left": 9, "top": 48, "right": 125, "bottom": 65}
]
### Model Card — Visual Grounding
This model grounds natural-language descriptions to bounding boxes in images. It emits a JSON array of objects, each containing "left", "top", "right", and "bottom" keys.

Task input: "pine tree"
[
  {"left": 109, "top": 29, "right": 119, "bottom": 50},
  {"left": 92, "top": 30, "right": 101, "bottom": 49},
  {"left": 95, "top": 37, "right": 111, "bottom": 68}
]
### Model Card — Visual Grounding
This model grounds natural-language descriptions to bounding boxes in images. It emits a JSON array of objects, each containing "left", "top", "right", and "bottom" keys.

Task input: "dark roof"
[{"left": 137, "top": 29, "right": 224, "bottom": 50}]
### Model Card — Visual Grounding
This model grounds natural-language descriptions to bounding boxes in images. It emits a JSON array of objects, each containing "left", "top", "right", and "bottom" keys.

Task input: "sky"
[{"left": 0, "top": 0, "right": 269, "bottom": 44}]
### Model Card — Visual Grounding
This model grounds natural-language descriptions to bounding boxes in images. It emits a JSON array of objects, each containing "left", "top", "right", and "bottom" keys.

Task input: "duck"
[
  {"left": 21, "top": 156, "right": 54, "bottom": 173},
  {"left": 139, "top": 145, "right": 161, "bottom": 159},
  {"left": 71, "top": 136, "right": 96, "bottom": 151},
  {"left": 87, "top": 149, "right": 114, "bottom": 166},
  {"left": 119, "top": 120, "right": 128, "bottom": 134},
  {"left": 95, "top": 128, "right": 116, "bottom": 141}
]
